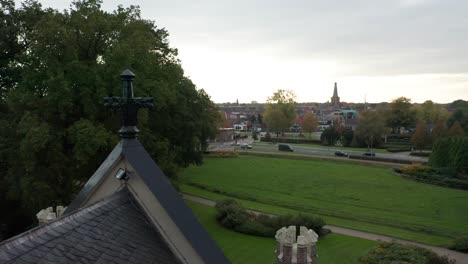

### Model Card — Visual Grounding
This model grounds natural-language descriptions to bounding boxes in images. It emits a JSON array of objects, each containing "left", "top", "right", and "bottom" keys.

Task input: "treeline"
[{"left": 0, "top": 0, "right": 220, "bottom": 240}]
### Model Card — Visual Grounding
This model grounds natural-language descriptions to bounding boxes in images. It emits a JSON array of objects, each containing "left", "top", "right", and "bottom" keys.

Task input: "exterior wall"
[{"left": 275, "top": 226, "right": 318, "bottom": 264}]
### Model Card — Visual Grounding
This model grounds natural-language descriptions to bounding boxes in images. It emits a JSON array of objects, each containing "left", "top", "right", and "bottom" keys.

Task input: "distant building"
[{"left": 331, "top": 82, "right": 340, "bottom": 108}]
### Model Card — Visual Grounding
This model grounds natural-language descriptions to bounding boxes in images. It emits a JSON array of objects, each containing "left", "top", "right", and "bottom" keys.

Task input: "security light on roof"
[{"left": 115, "top": 168, "right": 128, "bottom": 181}]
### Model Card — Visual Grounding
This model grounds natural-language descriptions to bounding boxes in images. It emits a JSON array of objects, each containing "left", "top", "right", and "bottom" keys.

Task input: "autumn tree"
[
  {"left": 411, "top": 120, "right": 429, "bottom": 151},
  {"left": 355, "top": 111, "right": 386, "bottom": 151},
  {"left": 385, "top": 97, "right": 416, "bottom": 133},
  {"left": 431, "top": 119, "right": 447, "bottom": 143},
  {"left": 263, "top": 89, "right": 296, "bottom": 136},
  {"left": 301, "top": 112, "right": 318, "bottom": 137}
]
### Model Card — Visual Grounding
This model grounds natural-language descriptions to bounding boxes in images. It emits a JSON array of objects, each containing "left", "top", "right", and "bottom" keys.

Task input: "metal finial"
[{"left": 103, "top": 69, "right": 153, "bottom": 139}]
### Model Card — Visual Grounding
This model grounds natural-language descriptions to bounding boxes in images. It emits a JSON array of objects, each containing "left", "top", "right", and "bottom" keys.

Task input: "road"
[
  {"left": 210, "top": 139, "right": 427, "bottom": 163},
  {"left": 184, "top": 194, "right": 468, "bottom": 264}
]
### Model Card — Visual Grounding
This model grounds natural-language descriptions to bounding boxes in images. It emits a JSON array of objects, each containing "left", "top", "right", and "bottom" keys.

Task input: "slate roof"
[
  {"left": 65, "top": 138, "right": 231, "bottom": 264},
  {"left": 0, "top": 188, "right": 179, "bottom": 264}
]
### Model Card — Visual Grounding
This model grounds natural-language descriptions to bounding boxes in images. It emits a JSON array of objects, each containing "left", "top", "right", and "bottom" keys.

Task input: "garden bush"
[
  {"left": 411, "top": 152, "right": 431, "bottom": 157},
  {"left": 449, "top": 236, "right": 468, "bottom": 253},
  {"left": 401, "top": 163, "right": 433, "bottom": 178},
  {"left": 359, "top": 242, "right": 454, "bottom": 264},
  {"left": 236, "top": 221, "right": 275, "bottom": 237},
  {"left": 387, "top": 147, "right": 412, "bottom": 152},
  {"left": 215, "top": 199, "right": 249, "bottom": 228},
  {"left": 397, "top": 164, "right": 468, "bottom": 190},
  {"left": 214, "top": 200, "right": 325, "bottom": 237},
  {"left": 205, "top": 150, "right": 239, "bottom": 158}
]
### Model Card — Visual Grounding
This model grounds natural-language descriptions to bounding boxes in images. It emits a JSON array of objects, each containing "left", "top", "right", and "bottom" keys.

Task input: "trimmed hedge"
[
  {"left": 359, "top": 242, "right": 455, "bottom": 264},
  {"left": 214, "top": 199, "right": 325, "bottom": 237},
  {"left": 450, "top": 236, "right": 468, "bottom": 253},
  {"left": 260, "top": 137, "right": 321, "bottom": 144},
  {"left": 205, "top": 150, "right": 239, "bottom": 158},
  {"left": 349, "top": 155, "right": 413, "bottom": 164},
  {"left": 411, "top": 152, "right": 431, "bottom": 157},
  {"left": 395, "top": 164, "right": 468, "bottom": 190},
  {"left": 387, "top": 147, "right": 412, "bottom": 152}
]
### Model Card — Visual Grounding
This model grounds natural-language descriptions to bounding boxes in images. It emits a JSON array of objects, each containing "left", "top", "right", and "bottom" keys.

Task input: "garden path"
[{"left": 183, "top": 193, "right": 468, "bottom": 263}]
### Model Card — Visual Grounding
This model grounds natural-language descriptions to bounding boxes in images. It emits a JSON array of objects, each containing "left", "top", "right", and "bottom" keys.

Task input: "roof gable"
[
  {"left": 121, "top": 139, "right": 230, "bottom": 264},
  {"left": 61, "top": 138, "right": 230, "bottom": 264}
]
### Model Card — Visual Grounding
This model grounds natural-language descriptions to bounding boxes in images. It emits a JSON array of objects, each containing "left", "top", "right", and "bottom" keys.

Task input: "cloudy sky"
[{"left": 38, "top": 0, "right": 468, "bottom": 103}]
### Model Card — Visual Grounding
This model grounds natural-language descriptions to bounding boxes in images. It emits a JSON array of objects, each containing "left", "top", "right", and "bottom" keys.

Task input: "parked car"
[
  {"left": 334, "top": 151, "right": 348, "bottom": 157},
  {"left": 278, "top": 144, "right": 294, "bottom": 152},
  {"left": 240, "top": 144, "right": 253, "bottom": 149},
  {"left": 363, "top": 152, "right": 376, "bottom": 156}
]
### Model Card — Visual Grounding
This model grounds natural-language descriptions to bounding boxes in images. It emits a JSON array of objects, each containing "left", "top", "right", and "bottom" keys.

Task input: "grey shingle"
[{"left": 0, "top": 189, "right": 179, "bottom": 264}]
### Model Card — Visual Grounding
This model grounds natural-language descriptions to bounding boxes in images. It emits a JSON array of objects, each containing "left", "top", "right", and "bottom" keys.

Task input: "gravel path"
[{"left": 183, "top": 193, "right": 468, "bottom": 263}]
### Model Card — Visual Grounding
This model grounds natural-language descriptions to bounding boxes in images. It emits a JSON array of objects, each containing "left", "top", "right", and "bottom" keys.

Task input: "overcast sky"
[{"left": 36, "top": 0, "right": 468, "bottom": 103}]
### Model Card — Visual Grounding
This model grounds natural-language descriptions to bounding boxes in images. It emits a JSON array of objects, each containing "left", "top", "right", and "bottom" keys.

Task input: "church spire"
[{"left": 331, "top": 82, "right": 340, "bottom": 108}]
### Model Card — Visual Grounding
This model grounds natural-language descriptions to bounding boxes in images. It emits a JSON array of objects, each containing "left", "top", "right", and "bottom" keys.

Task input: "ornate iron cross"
[{"left": 103, "top": 69, "right": 153, "bottom": 138}]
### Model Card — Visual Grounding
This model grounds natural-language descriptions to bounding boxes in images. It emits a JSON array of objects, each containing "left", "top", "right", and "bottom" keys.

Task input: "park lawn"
[
  {"left": 186, "top": 200, "right": 378, "bottom": 264},
  {"left": 180, "top": 156, "right": 468, "bottom": 246}
]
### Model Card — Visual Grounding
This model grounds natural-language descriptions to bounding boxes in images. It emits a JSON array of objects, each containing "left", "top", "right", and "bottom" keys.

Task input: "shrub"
[
  {"left": 359, "top": 242, "right": 433, "bottom": 264},
  {"left": 206, "top": 150, "right": 239, "bottom": 158},
  {"left": 236, "top": 221, "right": 275, "bottom": 237},
  {"left": 257, "top": 214, "right": 325, "bottom": 234},
  {"left": 427, "top": 254, "right": 456, "bottom": 264},
  {"left": 411, "top": 152, "right": 431, "bottom": 157},
  {"left": 215, "top": 199, "right": 250, "bottom": 228},
  {"left": 401, "top": 163, "right": 433, "bottom": 178},
  {"left": 387, "top": 147, "right": 412, "bottom": 152},
  {"left": 214, "top": 200, "right": 326, "bottom": 237},
  {"left": 449, "top": 236, "right": 468, "bottom": 253}
]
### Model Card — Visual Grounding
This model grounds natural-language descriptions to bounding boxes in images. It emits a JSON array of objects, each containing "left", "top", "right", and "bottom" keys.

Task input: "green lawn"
[
  {"left": 187, "top": 200, "right": 378, "bottom": 264},
  {"left": 180, "top": 156, "right": 468, "bottom": 246}
]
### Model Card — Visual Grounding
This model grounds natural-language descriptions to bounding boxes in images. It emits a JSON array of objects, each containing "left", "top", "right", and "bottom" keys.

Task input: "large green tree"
[
  {"left": 0, "top": 0, "right": 220, "bottom": 238},
  {"left": 355, "top": 110, "right": 386, "bottom": 151},
  {"left": 263, "top": 89, "right": 296, "bottom": 136},
  {"left": 385, "top": 97, "right": 416, "bottom": 133}
]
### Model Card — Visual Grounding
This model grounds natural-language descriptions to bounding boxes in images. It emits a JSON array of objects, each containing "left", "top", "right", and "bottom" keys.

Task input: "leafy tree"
[
  {"left": 447, "top": 100, "right": 468, "bottom": 134},
  {"left": 263, "top": 107, "right": 288, "bottom": 137},
  {"left": 411, "top": 120, "right": 428, "bottom": 151},
  {"left": 341, "top": 127, "right": 354, "bottom": 147},
  {"left": 355, "top": 110, "right": 385, "bottom": 151},
  {"left": 416, "top": 100, "right": 449, "bottom": 126},
  {"left": 447, "top": 121, "right": 465, "bottom": 137},
  {"left": 0, "top": 0, "right": 220, "bottom": 238},
  {"left": 263, "top": 89, "right": 296, "bottom": 136},
  {"left": 385, "top": 97, "right": 416, "bottom": 133},
  {"left": 430, "top": 137, "right": 468, "bottom": 176},
  {"left": 320, "top": 125, "right": 340, "bottom": 146},
  {"left": 301, "top": 112, "right": 318, "bottom": 137}
]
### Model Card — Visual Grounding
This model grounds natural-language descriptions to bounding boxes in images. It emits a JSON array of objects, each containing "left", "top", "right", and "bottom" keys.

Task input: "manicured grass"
[
  {"left": 186, "top": 200, "right": 378, "bottom": 264},
  {"left": 180, "top": 156, "right": 468, "bottom": 246}
]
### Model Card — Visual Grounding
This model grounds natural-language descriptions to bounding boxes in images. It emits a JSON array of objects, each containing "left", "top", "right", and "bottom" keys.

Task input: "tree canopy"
[
  {"left": 263, "top": 89, "right": 296, "bottom": 135},
  {"left": 301, "top": 112, "right": 318, "bottom": 136},
  {"left": 355, "top": 110, "right": 386, "bottom": 150},
  {"left": 385, "top": 97, "right": 416, "bottom": 133},
  {"left": 0, "top": 0, "right": 220, "bottom": 239}
]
